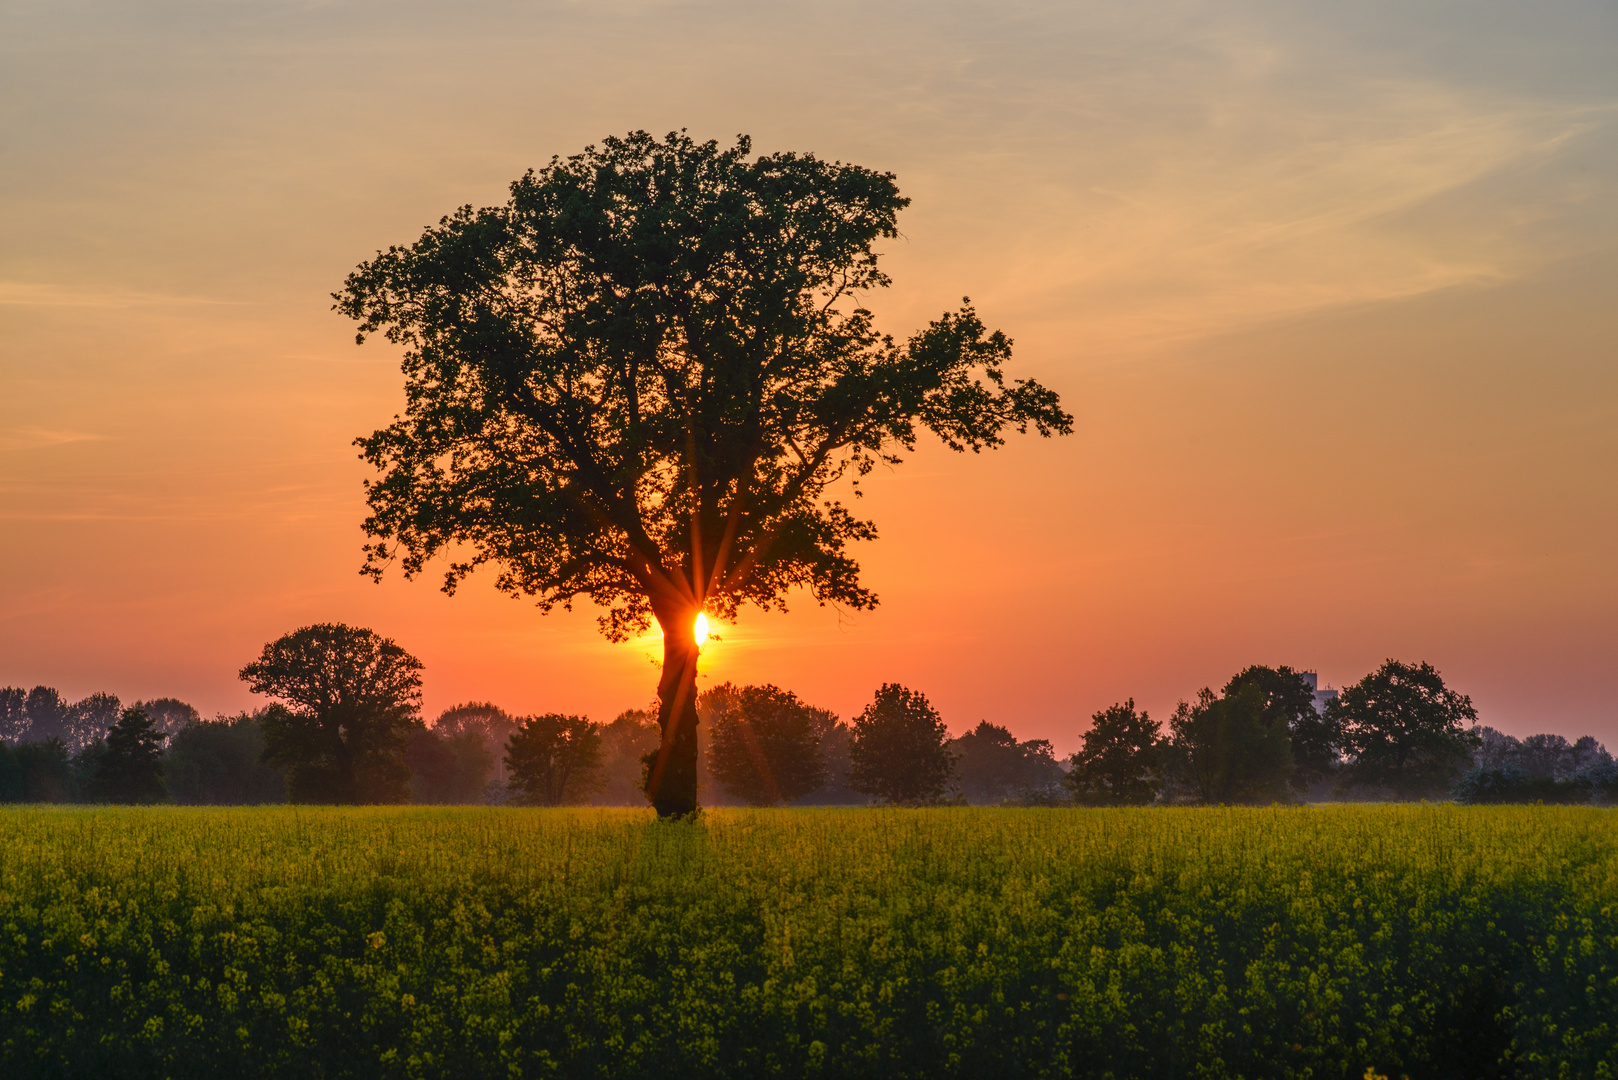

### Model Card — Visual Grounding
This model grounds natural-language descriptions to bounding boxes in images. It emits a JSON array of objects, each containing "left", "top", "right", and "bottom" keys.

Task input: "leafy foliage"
[
  {"left": 335, "top": 130, "right": 1071, "bottom": 816},
  {"left": 165, "top": 712, "right": 288, "bottom": 805},
  {"left": 405, "top": 727, "right": 496, "bottom": 805},
  {"left": 1223, "top": 665, "right": 1340, "bottom": 789},
  {"left": 240, "top": 624, "right": 425, "bottom": 804},
  {"left": 702, "top": 683, "right": 830, "bottom": 806},
  {"left": 77, "top": 708, "right": 168, "bottom": 805},
  {"left": 503, "top": 714, "right": 603, "bottom": 805},
  {"left": 951, "top": 720, "right": 1064, "bottom": 804},
  {"left": 1163, "top": 684, "right": 1293, "bottom": 804},
  {"left": 1065, "top": 699, "right": 1161, "bottom": 806},
  {"left": 1333, "top": 660, "right": 1479, "bottom": 799},
  {"left": 847, "top": 684, "right": 955, "bottom": 805}
]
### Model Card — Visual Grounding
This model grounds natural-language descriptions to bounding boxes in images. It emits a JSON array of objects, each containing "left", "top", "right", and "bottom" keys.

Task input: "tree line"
[{"left": 4, "top": 626, "right": 1612, "bottom": 807}]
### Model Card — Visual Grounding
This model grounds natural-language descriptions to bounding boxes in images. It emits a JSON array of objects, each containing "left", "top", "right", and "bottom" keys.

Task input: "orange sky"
[{"left": 3, "top": 0, "right": 1615, "bottom": 752}]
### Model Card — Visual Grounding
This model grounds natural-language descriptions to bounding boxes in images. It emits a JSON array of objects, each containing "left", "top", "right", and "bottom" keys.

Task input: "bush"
[{"left": 1454, "top": 766, "right": 1591, "bottom": 805}]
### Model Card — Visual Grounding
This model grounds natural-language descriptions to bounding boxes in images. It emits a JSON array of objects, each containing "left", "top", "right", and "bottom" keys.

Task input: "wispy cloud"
[{"left": 0, "top": 427, "right": 106, "bottom": 452}]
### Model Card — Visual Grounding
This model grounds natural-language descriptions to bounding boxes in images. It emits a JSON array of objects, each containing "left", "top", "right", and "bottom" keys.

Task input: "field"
[{"left": 1, "top": 806, "right": 1614, "bottom": 1079}]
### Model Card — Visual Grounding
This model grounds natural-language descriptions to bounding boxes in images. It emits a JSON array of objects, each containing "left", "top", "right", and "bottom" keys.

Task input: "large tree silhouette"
[{"left": 336, "top": 130, "right": 1071, "bottom": 816}]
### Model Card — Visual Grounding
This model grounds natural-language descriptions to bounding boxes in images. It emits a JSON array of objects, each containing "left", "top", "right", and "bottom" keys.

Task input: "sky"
[{"left": 2, "top": 0, "right": 1615, "bottom": 753}]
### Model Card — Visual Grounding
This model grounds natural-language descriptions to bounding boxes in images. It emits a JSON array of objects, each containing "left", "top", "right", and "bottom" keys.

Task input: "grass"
[{"left": 1, "top": 804, "right": 1615, "bottom": 1079}]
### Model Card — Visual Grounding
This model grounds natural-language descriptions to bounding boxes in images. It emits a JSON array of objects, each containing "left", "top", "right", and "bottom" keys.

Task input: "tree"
[
  {"left": 593, "top": 707, "right": 663, "bottom": 805},
  {"left": 847, "top": 683, "right": 955, "bottom": 805},
  {"left": 165, "top": 711, "right": 287, "bottom": 805},
  {"left": 79, "top": 707, "right": 168, "bottom": 804},
  {"left": 1163, "top": 685, "right": 1293, "bottom": 804},
  {"left": 1223, "top": 665, "right": 1340, "bottom": 790},
  {"left": 1518, "top": 733, "right": 1573, "bottom": 781},
  {"left": 240, "top": 623, "right": 425, "bottom": 804},
  {"left": 952, "top": 720, "right": 1064, "bottom": 804},
  {"left": 1332, "top": 660, "right": 1479, "bottom": 799},
  {"left": 336, "top": 130, "right": 1071, "bottom": 817},
  {"left": 433, "top": 702, "right": 519, "bottom": 787},
  {"left": 130, "top": 697, "right": 202, "bottom": 736},
  {"left": 504, "top": 714, "right": 603, "bottom": 805},
  {"left": 702, "top": 683, "right": 830, "bottom": 806},
  {"left": 0, "top": 687, "right": 25, "bottom": 742},
  {"left": 405, "top": 726, "right": 495, "bottom": 804},
  {"left": 1065, "top": 699, "right": 1161, "bottom": 806},
  {"left": 0, "top": 740, "right": 71, "bottom": 803}
]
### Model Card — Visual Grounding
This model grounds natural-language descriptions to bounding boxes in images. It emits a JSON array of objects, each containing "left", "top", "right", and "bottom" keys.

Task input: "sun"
[{"left": 694, "top": 612, "right": 710, "bottom": 647}]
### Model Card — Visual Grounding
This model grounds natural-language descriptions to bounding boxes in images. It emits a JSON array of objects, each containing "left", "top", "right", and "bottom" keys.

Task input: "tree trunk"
[{"left": 648, "top": 610, "right": 701, "bottom": 817}]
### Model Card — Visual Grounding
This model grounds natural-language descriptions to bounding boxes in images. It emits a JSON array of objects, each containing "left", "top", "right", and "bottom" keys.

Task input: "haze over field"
[{"left": 2, "top": 0, "right": 1615, "bottom": 751}]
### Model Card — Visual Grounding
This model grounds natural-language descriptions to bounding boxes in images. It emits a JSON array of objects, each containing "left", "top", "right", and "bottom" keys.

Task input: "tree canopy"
[
  {"left": 1332, "top": 659, "right": 1479, "bottom": 798},
  {"left": 1223, "top": 665, "right": 1340, "bottom": 791},
  {"left": 79, "top": 707, "right": 168, "bottom": 805},
  {"left": 847, "top": 683, "right": 955, "bottom": 805},
  {"left": 240, "top": 623, "right": 424, "bottom": 804},
  {"left": 1163, "top": 685, "right": 1293, "bottom": 804},
  {"left": 1065, "top": 699, "right": 1161, "bottom": 806},
  {"left": 336, "top": 130, "right": 1071, "bottom": 815},
  {"left": 702, "top": 682, "right": 830, "bottom": 806},
  {"left": 504, "top": 714, "right": 603, "bottom": 805}
]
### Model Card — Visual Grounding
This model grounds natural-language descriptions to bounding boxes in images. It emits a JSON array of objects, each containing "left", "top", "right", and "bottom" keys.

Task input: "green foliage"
[
  {"left": 1065, "top": 699, "right": 1161, "bottom": 806},
  {"left": 1334, "top": 659, "right": 1480, "bottom": 799},
  {"left": 165, "top": 712, "right": 288, "bottom": 805},
  {"left": 241, "top": 624, "right": 425, "bottom": 804},
  {"left": 703, "top": 683, "right": 830, "bottom": 806},
  {"left": 848, "top": 683, "right": 955, "bottom": 805},
  {"left": 1163, "top": 684, "right": 1293, "bottom": 804},
  {"left": 0, "top": 806, "right": 1615, "bottom": 1079},
  {"left": 77, "top": 708, "right": 168, "bottom": 805},
  {"left": 503, "top": 714, "right": 603, "bottom": 806}
]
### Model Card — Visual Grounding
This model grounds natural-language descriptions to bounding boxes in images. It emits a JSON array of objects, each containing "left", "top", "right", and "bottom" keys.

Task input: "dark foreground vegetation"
[{"left": 0, "top": 805, "right": 1613, "bottom": 1079}]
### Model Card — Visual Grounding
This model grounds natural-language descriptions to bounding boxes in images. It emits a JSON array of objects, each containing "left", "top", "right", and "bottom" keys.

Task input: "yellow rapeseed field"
[{"left": 1, "top": 805, "right": 1614, "bottom": 1079}]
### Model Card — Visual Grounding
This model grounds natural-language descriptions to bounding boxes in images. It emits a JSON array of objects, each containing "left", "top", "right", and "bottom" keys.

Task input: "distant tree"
[
  {"left": 70, "top": 692, "right": 123, "bottom": 753},
  {"left": 1065, "top": 699, "right": 1162, "bottom": 806},
  {"left": 1571, "top": 736, "right": 1612, "bottom": 776},
  {"left": 0, "top": 687, "right": 25, "bottom": 742},
  {"left": 848, "top": 684, "right": 955, "bottom": 806},
  {"left": 1223, "top": 666, "right": 1340, "bottom": 790},
  {"left": 336, "top": 130, "right": 1071, "bottom": 818},
  {"left": 433, "top": 702, "right": 519, "bottom": 786},
  {"left": 807, "top": 715, "right": 864, "bottom": 804},
  {"left": 593, "top": 707, "right": 662, "bottom": 806},
  {"left": 1518, "top": 733, "right": 1574, "bottom": 781},
  {"left": 702, "top": 683, "right": 829, "bottom": 806},
  {"left": 21, "top": 687, "right": 75, "bottom": 746},
  {"left": 240, "top": 623, "right": 425, "bottom": 804},
  {"left": 1333, "top": 660, "right": 1479, "bottom": 799},
  {"left": 1473, "top": 726, "right": 1522, "bottom": 770},
  {"left": 130, "top": 697, "right": 202, "bottom": 736},
  {"left": 79, "top": 707, "right": 168, "bottom": 804},
  {"left": 952, "top": 720, "right": 1064, "bottom": 804},
  {"left": 504, "top": 714, "right": 603, "bottom": 805},
  {"left": 406, "top": 726, "right": 495, "bottom": 804},
  {"left": 1163, "top": 684, "right": 1293, "bottom": 804},
  {"left": 0, "top": 740, "right": 72, "bottom": 803},
  {"left": 165, "top": 711, "right": 287, "bottom": 805}
]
